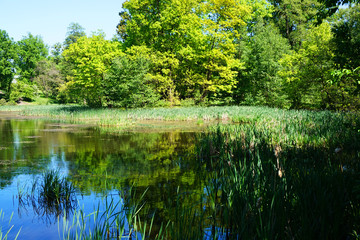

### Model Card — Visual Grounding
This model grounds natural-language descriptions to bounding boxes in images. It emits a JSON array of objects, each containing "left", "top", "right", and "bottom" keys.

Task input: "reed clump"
[{"left": 17, "top": 170, "right": 77, "bottom": 221}]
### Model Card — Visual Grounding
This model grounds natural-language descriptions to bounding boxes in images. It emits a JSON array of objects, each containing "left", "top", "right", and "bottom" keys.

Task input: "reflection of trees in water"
[
  {"left": 63, "top": 131, "right": 208, "bottom": 233},
  {"left": 0, "top": 119, "right": 14, "bottom": 188},
  {"left": 0, "top": 118, "right": 99, "bottom": 189},
  {"left": 0, "top": 117, "right": 211, "bottom": 236},
  {"left": 66, "top": 131, "right": 199, "bottom": 192}
]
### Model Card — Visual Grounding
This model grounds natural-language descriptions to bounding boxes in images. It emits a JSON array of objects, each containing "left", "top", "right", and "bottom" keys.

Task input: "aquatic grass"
[
  {"left": 196, "top": 124, "right": 360, "bottom": 239},
  {"left": 1, "top": 105, "right": 359, "bottom": 140},
  {"left": 0, "top": 210, "right": 21, "bottom": 240},
  {"left": 17, "top": 170, "right": 77, "bottom": 222},
  {"left": 60, "top": 187, "right": 160, "bottom": 240},
  {"left": 3, "top": 104, "right": 360, "bottom": 238},
  {"left": 40, "top": 170, "right": 77, "bottom": 208}
]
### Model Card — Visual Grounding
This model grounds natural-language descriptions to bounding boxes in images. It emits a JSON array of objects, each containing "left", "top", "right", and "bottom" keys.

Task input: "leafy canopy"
[{"left": 62, "top": 33, "right": 122, "bottom": 107}]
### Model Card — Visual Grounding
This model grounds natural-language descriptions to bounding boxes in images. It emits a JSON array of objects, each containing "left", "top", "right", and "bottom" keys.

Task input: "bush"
[
  {"left": 0, "top": 98, "right": 6, "bottom": 106},
  {"left": 9, "top": 80, "right": 37, "bottom": 102}
]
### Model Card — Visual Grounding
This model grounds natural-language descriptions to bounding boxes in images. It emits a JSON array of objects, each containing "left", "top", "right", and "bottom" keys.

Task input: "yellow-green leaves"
[
  {"left": 119, "top": 0, "right": 253, "bottom": 102},
  {"left": 62, "top": 34, "right": 122, "bottom": 107},
  {"left": 279, "top": 22, "right": 335, "bottom": 108}
]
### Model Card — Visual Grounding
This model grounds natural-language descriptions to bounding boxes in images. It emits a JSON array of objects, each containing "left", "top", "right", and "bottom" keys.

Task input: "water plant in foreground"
[
  {"left": 195, "top": 124, "right": 360, "bottom": 239},
  {"left": 0, "top": 210, "right": 21, "bottom": 240},
  {"left": 60, "top": 187, "right": 163, "bottom": 240},
  {"left": 17, "top": 170, "right": 77, "bottom": 222}
]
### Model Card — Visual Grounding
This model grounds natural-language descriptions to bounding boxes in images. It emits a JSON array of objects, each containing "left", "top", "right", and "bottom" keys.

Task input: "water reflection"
[{"left": 0, "top": 114, "right": 204, "bottom": 239}]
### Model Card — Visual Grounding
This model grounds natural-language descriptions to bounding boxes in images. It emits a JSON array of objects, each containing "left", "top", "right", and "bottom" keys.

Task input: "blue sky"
[{"left": 0, "top": 0, "right": 125, "bottom": 47}]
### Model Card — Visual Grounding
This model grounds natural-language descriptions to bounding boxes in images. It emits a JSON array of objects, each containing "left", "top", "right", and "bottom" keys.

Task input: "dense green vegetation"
[{"left": 1, "top": 1, "right": 359, "bottom": 110}]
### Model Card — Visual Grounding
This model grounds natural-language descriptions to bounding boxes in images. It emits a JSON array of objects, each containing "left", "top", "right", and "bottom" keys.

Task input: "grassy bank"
[
  {"left": 0, "top": 104, "right": 358, "bottom": 148},
  {"left": 0, "top": 104, "right": 359, "bottom": 128},
  {"left": 0, "top": 104, "right": 283, "bottom": 123}
]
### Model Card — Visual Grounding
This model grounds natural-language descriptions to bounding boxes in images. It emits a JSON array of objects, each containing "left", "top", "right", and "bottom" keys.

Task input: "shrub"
[
  {"left": 9, "top": 80, "right": 37, "bottom": 102},
  {"left": 0, "top": 98, "right": 6, "bottom": 106}
]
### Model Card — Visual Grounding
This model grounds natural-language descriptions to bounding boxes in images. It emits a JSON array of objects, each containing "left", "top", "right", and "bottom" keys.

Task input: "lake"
[
  {"left": 1, "top": 110, "right": 359, "bottom": 239},
  {"left": 0, "top": 112, "right": 207, "bottom": 239}
]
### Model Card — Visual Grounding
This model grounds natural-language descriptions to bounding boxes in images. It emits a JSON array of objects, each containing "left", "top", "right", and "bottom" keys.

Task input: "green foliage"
[
  {"left": 103, "top": 55, "right": 159, "bottom": 108},
  {"left": 16, "top": 33, "right": 48, "bottom": 81},
  {"left": 0, "top": 30, "right": 17, "bottom": 96},
  {"left": 0, "top": 99, "right": 6, "bottom": 106},
  {"left": 50, "top": 42, "right": 63, "bottom": 64},
  {"left": 62, "top": 33, "right": 123, "bottom": 107},
  {"left": 270, "top": 0, "right": 323, "bottom": 49},
  {"left": 331, "top": 4, "right": 360, "bottom": 69},
  {"left": 237, "top": 20, "right": 291, "bottom": 107},
  {"left": 9, "top": 80, "right": 37, "bottom": 102},
  {"left": 327, "top": 67, "right": 360, "bottom": 110},
  {"left": 279, "top": 22, "right": 335, "bottom": 109},
  {"left": 118, "top": 0, "right": 253, "bottom": 103},
  {"left": 2, "top": 1, "right": 359, "bottom": 110},
  {"left": 63, "top": 22, "right": 86, "bottom": 49},
  {"left": 196, "top": 114, "right": 360, "bottom": 238},
  {"left": 34, "top": 59, "right": 64, "bottom": 98}
]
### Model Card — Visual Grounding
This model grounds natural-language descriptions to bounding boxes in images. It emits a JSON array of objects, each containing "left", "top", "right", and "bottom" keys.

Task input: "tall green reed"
[
  {"left": 60, "top": 187, "right": 159, "bottom": 240},
  {"left": 0, "top": 210, "right": 21, "bottom": 240},
  {"left": 17, "top": 170, "right": 77, "bottom": 222},
  {"left": 196, "top": 123, "right": 360, "bottom": 239}
]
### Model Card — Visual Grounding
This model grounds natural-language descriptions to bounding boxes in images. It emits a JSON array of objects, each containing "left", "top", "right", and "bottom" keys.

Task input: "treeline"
[{"left": 0, "top": 0, "right": 359, "bottom": 110}]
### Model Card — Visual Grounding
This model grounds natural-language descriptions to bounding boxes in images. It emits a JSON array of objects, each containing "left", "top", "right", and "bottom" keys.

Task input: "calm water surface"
[{"left": 0, "top": 113, "right": 206, "bottom": 239}]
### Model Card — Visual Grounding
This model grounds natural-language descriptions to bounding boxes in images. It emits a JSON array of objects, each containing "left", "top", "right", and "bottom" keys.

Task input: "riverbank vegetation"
[
  {"left": 1, "top": 1, "right": 360, "bottom": 111},
  {"left": 3, "top": 104, "right": 358, "bottom": 239}
]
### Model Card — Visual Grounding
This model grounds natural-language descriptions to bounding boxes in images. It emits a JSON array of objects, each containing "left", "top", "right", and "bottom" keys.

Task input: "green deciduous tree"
[
  {"left": 118, "top": 0, "right": 253, "bottom": 104},
  {"left": 279, "top": 22, "right": 335, "bottom": 109},
  {"left": 51, "top": 42, "right": 63, "bottom": 64},
  {"left": 34, "top": 59, "right": 64, "bottom": 98},
  {"left": 327, "top": 67, "right": 360, "bottom": 110},
  {"left": 62, "top": 33, "right": 122, "bottom": 107},
  {"left": 331, "top": 4, "right": 360, "bottom": 69},
  {"left": 16, "top": 33, "right": 48, "bottom": 81},
  {"left": 64, "top": 23, "right": 86, "bottom": 49},
  {"left": 270, "top": 0, "right": 322, "bottom": 49},
  {"left": 103, "top": 55, "right": 159, "bottom": 108},
  {"left": 0, "top": 30, "right": 17, "bottom": 97},
  {"left": 237, "top": 20, "right": 291, "bottom": 107}
]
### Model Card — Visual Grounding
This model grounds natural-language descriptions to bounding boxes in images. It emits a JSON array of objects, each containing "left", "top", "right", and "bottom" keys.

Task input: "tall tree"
[
  {"left": 34, "top": 59, "right": 64, "bottom": 98},
  {"left": 103, "top": 55, "right": 159, "bottom": 108},
  {"left": 270, "top": 0, "right": 322, "bottom": 48},
  {"left": 318, "top": 0, "right": 360, "bottom": 19},
  {"left": 117, "top": 0, "right": 252, "bottom": 103},
  {"left": 62, "top": 33, "right": 122, "bottom": 107},
  {"left": 16, "top": 33, "right": 48, "bottom": 81},
  {"left": 279, "top": 22, "right": 335, "bottom": 109},
  {"left": 236, "top": 20, "right": 291, "bottom": 107},
  {"left": 50, "top": 42, "right": 63, "bottom": 64},
  {"left": 64, "top": 23, "right": 86, "bottom": 49},
  {"left": 0, "top": 30, "right": 17, "bottom": 96},
  {"left": 331, "top": 4, "right": 360, "bottom": 69}
]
